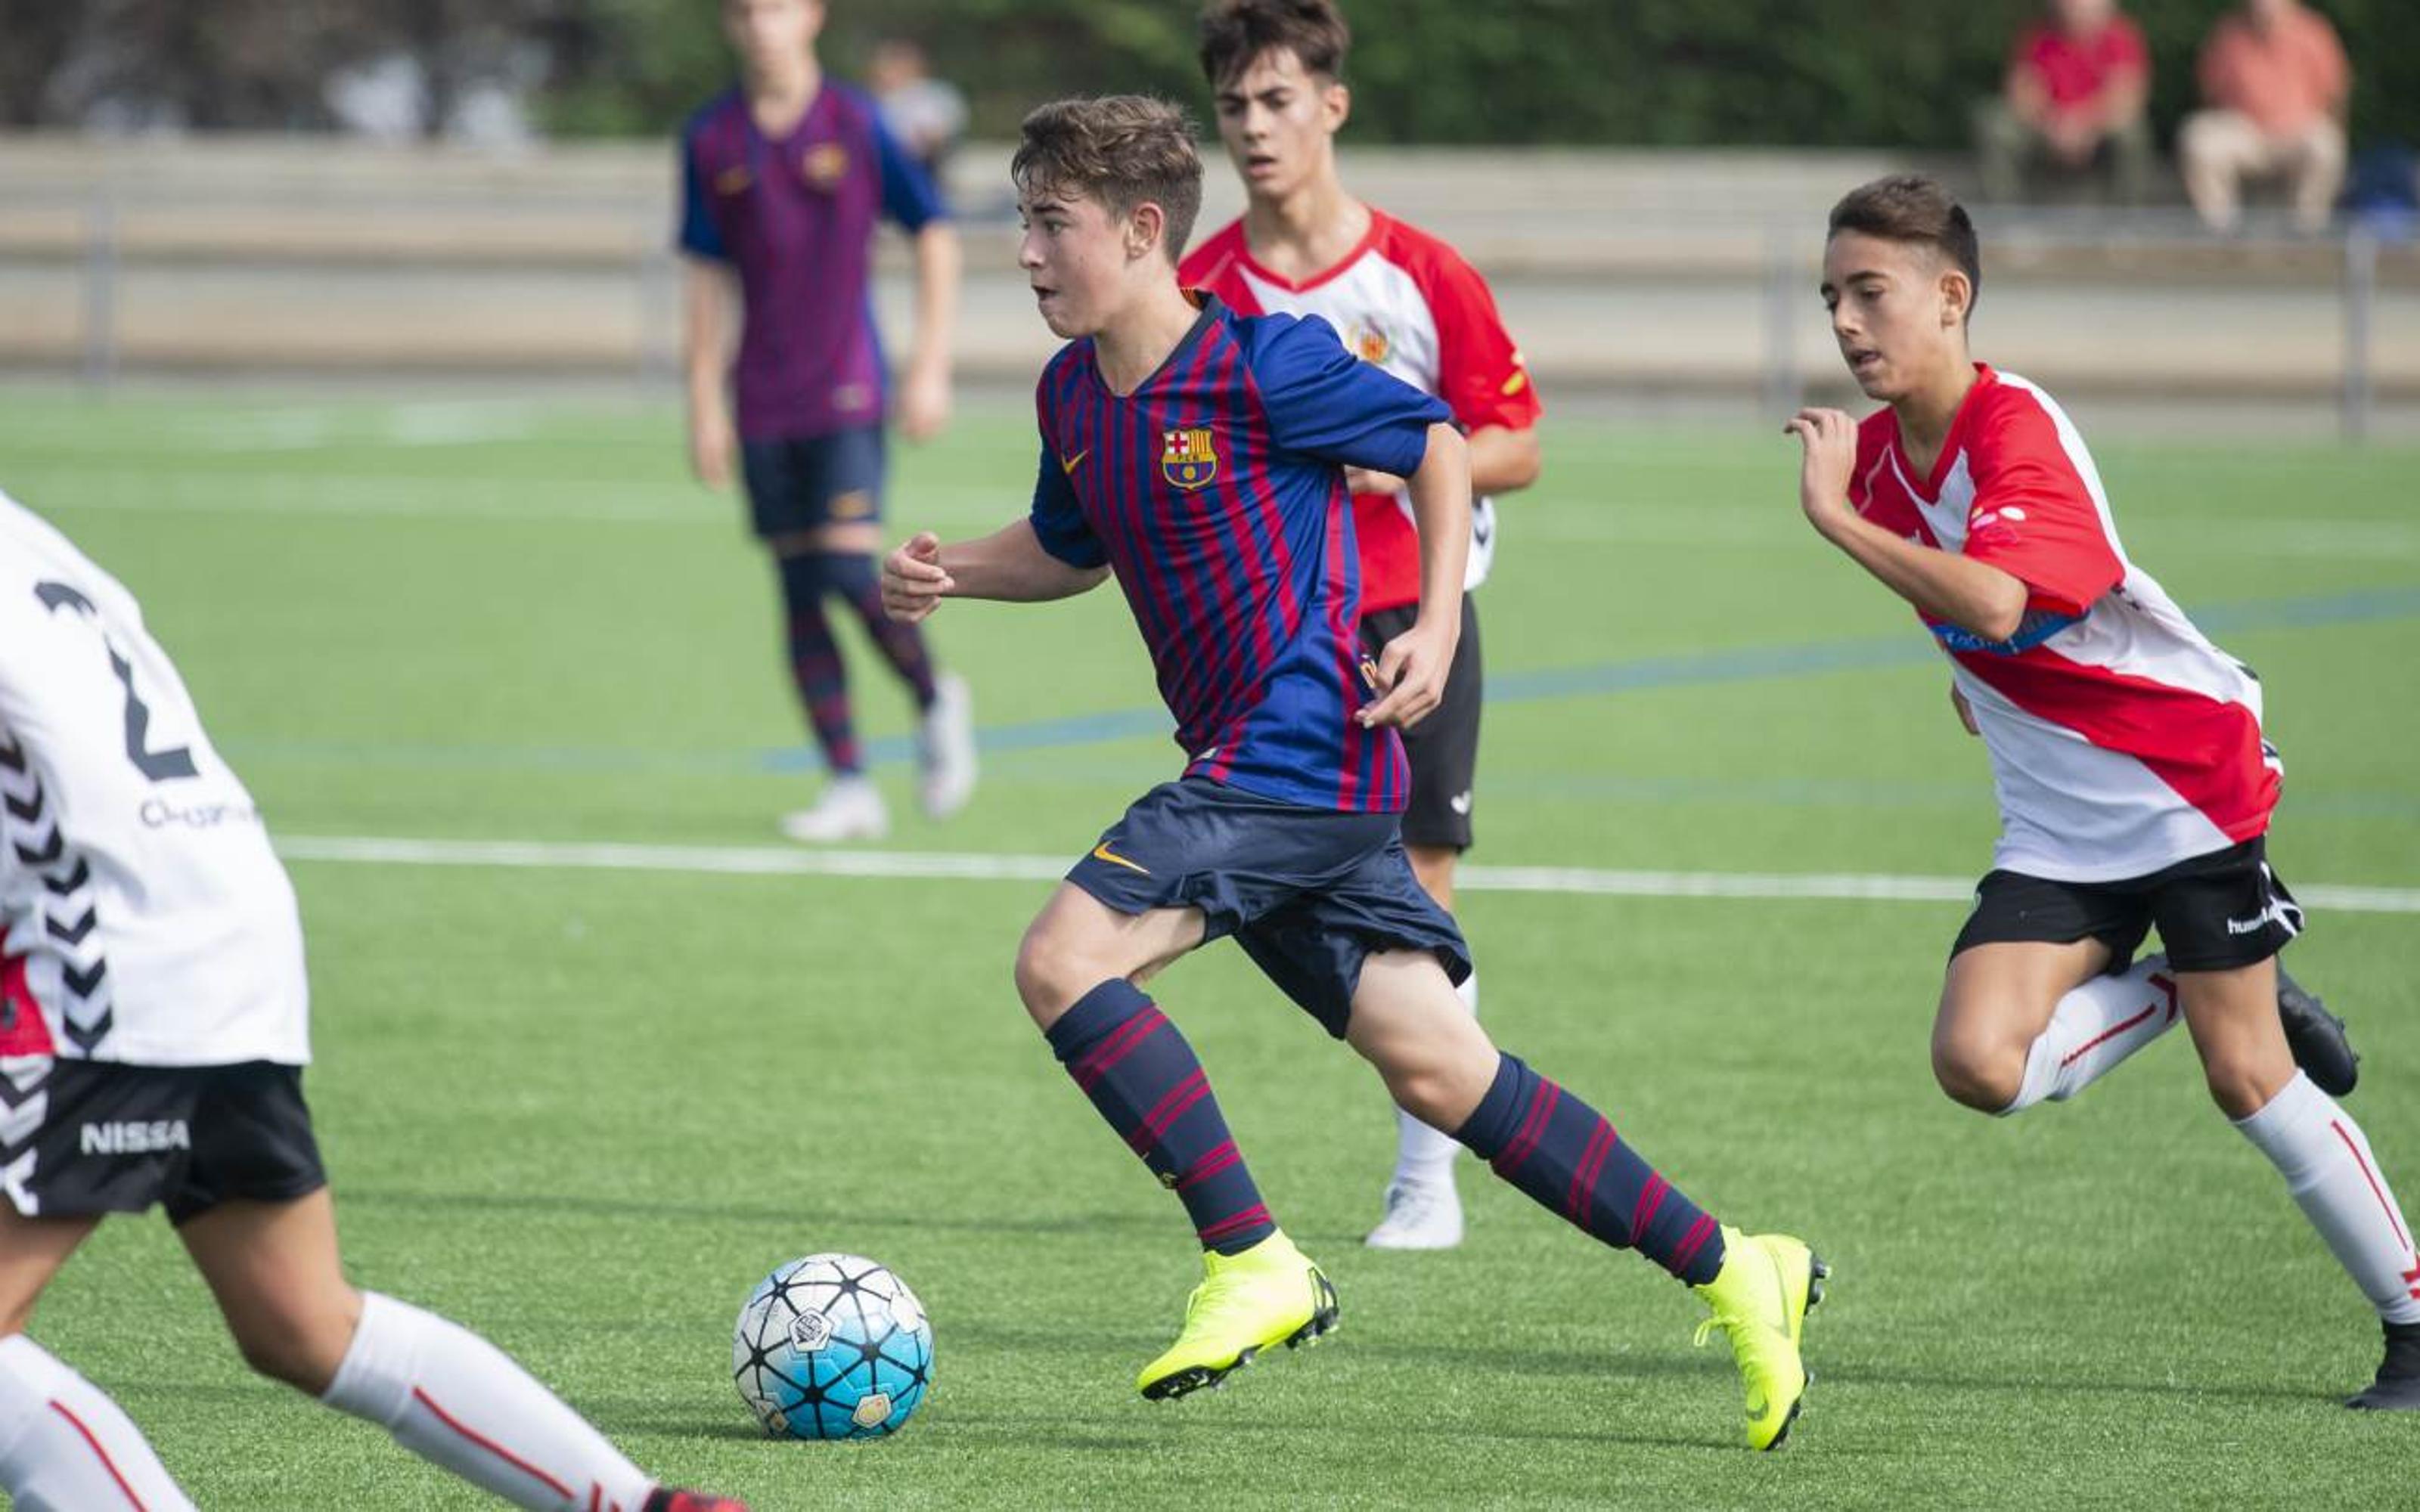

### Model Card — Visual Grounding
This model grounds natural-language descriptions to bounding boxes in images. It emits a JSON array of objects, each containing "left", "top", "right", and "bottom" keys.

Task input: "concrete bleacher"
[{"left": 0, "top": 133, "right": 2411, "bottom": 417}]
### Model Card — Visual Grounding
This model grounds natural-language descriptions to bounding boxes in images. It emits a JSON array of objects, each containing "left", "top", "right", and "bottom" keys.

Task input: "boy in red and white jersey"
[
  {"left": 1180, "top": 0, "right": 1543, "bottom": 1252},
  {"left": 1786, "top": 175, "right": 2414, "bottom": 1410}
]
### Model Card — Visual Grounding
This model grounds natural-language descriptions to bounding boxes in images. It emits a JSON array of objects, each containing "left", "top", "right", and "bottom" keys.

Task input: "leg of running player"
[
  {"left": 1344, "top": 949, "right": 1820, "bottom": 1448},
  {"left": 1016, "top": 885, "right": 1282, "bottom": 1252},
  {"left": 179, "top": 1190, "right": 704, "bottom": 1511},
  {"left": 805, "top": 516, "right": 970, "bottom": 820},
  {"left": 0, "top": 1208, "right": 201, "bottom": 1510},
  {"left": 771, "top": 522, "right": 888, "bottom": 843},
  {"left": 1017, "top": 885, "right": 1335, "bottom": 1399},
  {"left": 1933, "top": 940, "right": 2186, "bottom": 1114},
  {"left": 2183, "top": 959, "right": 2420, "bottom": 1405},
  {"left": 1368, "top": 842, "right": 1472, "bottom": 1244}
]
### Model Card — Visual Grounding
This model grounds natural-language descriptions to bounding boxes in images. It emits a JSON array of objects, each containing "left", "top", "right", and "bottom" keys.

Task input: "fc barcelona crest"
[
  {"left": 802, "top": 141, "right": 849, "bottom": 188},
  {"left": 1161, "top": 427, "right": 1220, "bottom": 491}
]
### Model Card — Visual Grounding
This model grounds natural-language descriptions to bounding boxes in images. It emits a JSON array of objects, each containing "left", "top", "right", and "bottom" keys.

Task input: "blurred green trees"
[{"left": 8, "top": 0, "right": 2411, "bottom": 150}]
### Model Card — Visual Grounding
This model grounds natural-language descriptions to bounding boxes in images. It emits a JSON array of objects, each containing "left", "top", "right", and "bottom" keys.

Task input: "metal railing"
[{"left": 8, "top": 184, "right": 2411, "bottom": 440}]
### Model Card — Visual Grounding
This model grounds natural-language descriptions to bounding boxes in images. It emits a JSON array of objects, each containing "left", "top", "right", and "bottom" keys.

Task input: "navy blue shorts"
[
  {"left": 1066, "top": 778, "right": 1472, "bottom": 1037},
  {"left": 739, "top": 426, "right": 886, "bottom": 539}
]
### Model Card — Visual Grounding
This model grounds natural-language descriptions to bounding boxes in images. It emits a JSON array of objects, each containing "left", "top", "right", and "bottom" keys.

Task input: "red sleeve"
[
  {"left": 1962, "top": 389, "right": 2122, "bottom": 616},
  {"left": 1410, "top": 237, "right": 1542, "bottom": 432},
  {"left": 2105, "top": 18, "right": 2149, "bottom": 75}
]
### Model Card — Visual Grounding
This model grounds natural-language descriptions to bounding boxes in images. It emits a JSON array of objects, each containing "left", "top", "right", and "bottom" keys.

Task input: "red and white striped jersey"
[
  {"left": 1181, "top": 209, "right": 1542, "bottom": 613},
  {"left": 0, "top": 491, "right": 309, "bottom": 1066},
  {"left": 1850, "top": 366, "right": 2279, "bottom": 881}
]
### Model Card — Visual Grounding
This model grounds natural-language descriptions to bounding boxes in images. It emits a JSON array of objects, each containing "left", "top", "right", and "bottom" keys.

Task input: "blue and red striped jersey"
[
  {"left": 678, "top": 83, "right": 944, "bottom": 442},
  {"left": 1028, "top": 296, "right": 1450, "bottom": 813}
]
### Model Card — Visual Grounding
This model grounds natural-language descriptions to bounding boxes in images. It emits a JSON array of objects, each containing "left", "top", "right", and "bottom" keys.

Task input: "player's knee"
[
  {"left": 2198, "top": 1054, "right": 2281, "bottom": 1122},
  {"left": 1932, "top": 1034, "right": 2024, "bottom": 1114},
  {"left": 1382, "top": 1056, "right": 1491, "bottom": 1134},
  {"left": 1012, "top": 924, "right": 1094, "bottom": 1027},
  {"left": 229, "top": 1315, "right": 348, "bottom": 1396}
]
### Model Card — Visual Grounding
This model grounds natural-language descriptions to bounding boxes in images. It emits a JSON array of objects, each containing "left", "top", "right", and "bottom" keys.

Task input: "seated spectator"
[
  {"left": 1973, "top": 0, "right": 2154, "bottom": 206},
  {"left": 867, "top": 38, "right": 968, "bottom": 185},
  {"left": 2179, "top": 0, "right": 2350, "bottom": 234}
]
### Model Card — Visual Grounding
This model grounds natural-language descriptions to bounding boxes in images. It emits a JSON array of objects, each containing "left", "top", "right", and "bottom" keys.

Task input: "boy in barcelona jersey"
[{"left": 883, "top": 95, "right": 1825, "bottom": 1449}]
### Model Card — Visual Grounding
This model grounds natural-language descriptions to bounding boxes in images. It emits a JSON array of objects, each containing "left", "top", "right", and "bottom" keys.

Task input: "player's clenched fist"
[
  {"left": 1357, "top": 617, "right": 1457, "bottom": 730},
  {"left": 1783, "top": 407, "right": 1859, "bottom": 536},
  {"left": 882, "top": 531, "right": 954, "bottom": 623}
]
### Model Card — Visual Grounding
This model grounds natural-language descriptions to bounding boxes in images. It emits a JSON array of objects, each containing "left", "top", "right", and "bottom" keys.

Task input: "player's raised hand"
[
  {"left": 881, "top": 531, "right": 954, "bottom": 623},
  {"left": 1357, "top": 616, "right": 1457, "bottom": 730},
  {"left": 1783, "top": 407, "right": 1858, "bottom": 535}
]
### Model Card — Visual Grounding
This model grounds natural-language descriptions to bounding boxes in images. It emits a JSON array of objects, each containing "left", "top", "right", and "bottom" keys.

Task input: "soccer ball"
[{"left": 732, "top": 1253, "right": 933, "bottom": 1440}]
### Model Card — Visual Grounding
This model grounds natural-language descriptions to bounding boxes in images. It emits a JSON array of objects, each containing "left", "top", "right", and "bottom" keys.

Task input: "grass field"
[{"left": 5, "top": 387, "right": 2418, "bottom": 1509}]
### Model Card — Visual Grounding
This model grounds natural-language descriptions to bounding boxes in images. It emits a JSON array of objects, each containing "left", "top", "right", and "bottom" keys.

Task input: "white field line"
[{"left": 271, "top": 833, "right": 2420, "bottom": 915}]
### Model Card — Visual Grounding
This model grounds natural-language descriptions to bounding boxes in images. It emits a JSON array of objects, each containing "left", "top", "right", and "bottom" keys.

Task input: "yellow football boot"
[
  {"left": 1137, "top": 1231, "right": 1340, "bottom": 1400},
  {"left": 1691, "top": 1228, "right": 1826, "bottom": 1450}
]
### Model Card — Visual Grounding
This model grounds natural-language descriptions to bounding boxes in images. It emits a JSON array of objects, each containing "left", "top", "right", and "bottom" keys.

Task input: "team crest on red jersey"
[
  {"left": 1161, "top": 427, "right": 1220, "bottom": 491},
  {"left": 1349, "top": 321, "right": 1392, "bottom": 364}
]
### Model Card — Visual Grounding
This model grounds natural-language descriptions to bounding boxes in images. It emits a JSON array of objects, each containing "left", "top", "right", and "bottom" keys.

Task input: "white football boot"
[
  {"left": 778, "top": 776, "right": 889, "bottom": 843},
  {"left": 918, "top": 671, "right": 979, "bottom": 820},
  {"left": 1364, "top": 1177, "right": 1465, "bottom": 1250}
]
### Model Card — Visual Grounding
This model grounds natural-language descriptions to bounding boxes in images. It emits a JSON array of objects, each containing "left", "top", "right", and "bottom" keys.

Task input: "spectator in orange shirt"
[
  {"left": 1974, "top": 0, "right": 2155, "bottom": 206},
  {"left": 2180, "top": 0, "right": 2351, "bottom": 233}
]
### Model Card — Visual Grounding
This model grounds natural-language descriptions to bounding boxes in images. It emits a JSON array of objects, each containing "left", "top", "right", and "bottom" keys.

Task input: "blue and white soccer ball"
[{"left": 732, "top": 1253, "right": 933, "bottom": 1440}]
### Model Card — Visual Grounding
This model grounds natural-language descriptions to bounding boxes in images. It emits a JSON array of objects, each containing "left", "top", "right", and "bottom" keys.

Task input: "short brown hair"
[
  {"left": 1013, "top": 96, "right": 1205, "bottom": 264},
  {"left": 1198, "top": 0, "right": 1350, "bottom": 88},
  {"left": 1828, "top": 175, "right": 1982, "bottom": 316}
]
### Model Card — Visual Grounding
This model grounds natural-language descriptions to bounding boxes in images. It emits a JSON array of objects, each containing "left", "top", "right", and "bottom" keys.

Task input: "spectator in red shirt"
[
  {"left": 2180, "top": 0, "right": 2351, "bottom": 233},
  {"left": 1973, "top": 0, "right": 2154, "bottom": 206}
]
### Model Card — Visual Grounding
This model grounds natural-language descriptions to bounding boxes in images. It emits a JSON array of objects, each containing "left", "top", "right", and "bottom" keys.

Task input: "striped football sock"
[
  {"left": 1045, "top": 979, "right": 1276, "bottom": 1255},
  {"left": 1456, "top": 1052, "right": 1726, "bottom": 1285}
]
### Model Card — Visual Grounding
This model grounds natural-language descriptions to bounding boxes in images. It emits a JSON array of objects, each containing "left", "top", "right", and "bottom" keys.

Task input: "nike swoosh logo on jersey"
[
  {"left": 1061, "top": 449, "right": 1089, "bottom": 474},
  {"left": 1091, "top": 841, "right": 1149, "bottom": 875}
]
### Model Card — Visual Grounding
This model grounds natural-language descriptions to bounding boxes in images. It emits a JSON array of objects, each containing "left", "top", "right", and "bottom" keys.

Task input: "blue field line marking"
[
  {"left": 803, "top": 582, "right": 2420, "bottom": 772},
  {"left": 221, "top": 584, "right": 2419, "bottom": 778}
]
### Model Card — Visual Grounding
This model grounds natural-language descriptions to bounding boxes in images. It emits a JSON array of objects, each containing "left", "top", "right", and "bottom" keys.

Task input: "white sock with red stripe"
[
  {"left": 320, "top": 1292, "right": 656, "bottom": 1512},
  {"left": 2000, "top": 956, "right": 2182, "bottom": 1114},
  {"left": 2235, "top": 1072, "right": 2420, "bottom": 1325},
  {"left": 1391, "top": 970, "right": 1477, "bottom": 1188},
  {"left": 0, "top": 1334, "right": 196, "bottom": 1512}
]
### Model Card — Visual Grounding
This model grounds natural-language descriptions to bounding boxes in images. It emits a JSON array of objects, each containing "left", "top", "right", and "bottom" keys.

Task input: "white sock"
[
  {"left": 321, "top": 1292, "right": 656, "bottom": 1512},
  {"left": 0, "top": 1334, "right": 197, "bottom": 1512},
  {"left": 1392, "top": 970, "right": 1477, "bottom": 1189},
  {"left": 2000, "top": 956, "right": 2182, "bottom": 1115},
  {"left": 2235, "top": 1072, "right": 2420, "bottom": 1325}
]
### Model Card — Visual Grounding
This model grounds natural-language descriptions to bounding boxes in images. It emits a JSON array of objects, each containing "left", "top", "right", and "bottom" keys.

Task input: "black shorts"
[
  {"left": 1066, "top": 777, "right": 1472, "bottom": 1037},
  {"left": 1951, "top": 835, "right": 2304, "bottom": 974},
  {"left": 0, "top": 1059, "right": 326, "bottom": 1225},
  {"left": 1359, "top": 596, "right": 1481, "bottom": 852},
  {"left": 739, "top": 426, "right": 886, "bottom": 539}
]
